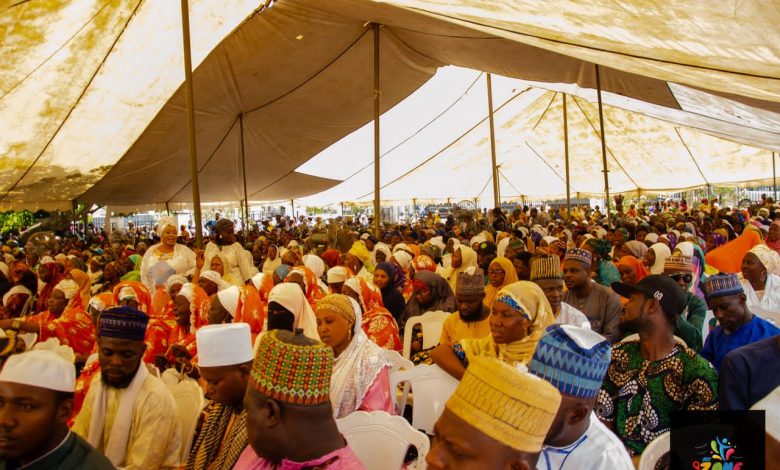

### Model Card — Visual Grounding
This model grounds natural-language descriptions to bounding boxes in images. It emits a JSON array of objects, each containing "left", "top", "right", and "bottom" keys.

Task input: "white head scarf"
[
  {"left": 497, "top": 237, "right": 510, "bottom": 258},
  {"left": 393, "top": 251, "right": 413, "bottom": 270},
  {"left": 156, "top": 216, "right": 177, "bottom": 237},
  {"left": 216, "top": 285, "right": 241, "bottom": 318},
  {"left": 267, "top": 283, "right": 319, "bottom": 340},
  {"left": 648, "top": 243, "right": 672, "bottom": 275},
  {"left": 200, "top": 270, "right": 230, "bottom": 291},
  {"left": 2, "top": 285, "right": 32, "bottom": 307},
  {"left": 373, "top": 242, "right": 391, "bottom": 264},
  {"left": 749, "top": 244, "right": 780, "bottom": 275},
  {"left": 303, "top": 254, "right": 326, "bottom": 279}
]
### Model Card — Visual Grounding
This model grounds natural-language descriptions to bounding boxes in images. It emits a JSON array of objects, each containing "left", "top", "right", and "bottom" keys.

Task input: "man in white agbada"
[
  {"left": 73, "top": 306, "right": 182, "bottom": 469},
  {"left": 528, "top": 325, "right": 633, "bottom": 470}
]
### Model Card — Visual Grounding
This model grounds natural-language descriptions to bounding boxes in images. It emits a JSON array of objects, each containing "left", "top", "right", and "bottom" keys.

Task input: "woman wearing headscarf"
[
  {"left": 740, "top": 244, "right": 780, "bottom": 316},
  {"left": 401, "top": 271, "right": 457, "bottom": 331},
  {"left": 315, "top": 294, "right": 393, "bottom": 418},
  {"left": 644, "top": 243, "right": 672, "bottom": 275},
  {"left": 615, "top": 256, "right": 648, "bottom": 285},
  {"left": 208, "top": 283, "right": 265, "bottom": 341},
  {"left": 265, "top": 283, "right": 319, "bottom": 340},
  {"left": 584, "top": 238, "right": 620, "bottom": 287},
  {"left": 261, "top": 244, "right": 282, "bottom": 277},
  {"left": 320, "top": 248, "right": 342, "bottom": 269},
  {"left": 373, "top": 262, "right": 405, "bottom": 323},
  {"left": 766, "top": 220, "right": 780, "bottom": 255},
  {"left": 1, "top": 279, "right": 96, "bottom": 360},
  {"left": 372, "top": 242, "right": 392, "bottom": 265},
  {"left": 36, "top": 260, "right": 63, "bottom": 313},
  {"left": 120, "top": 254, "right": 143, "bottom": 282},
  {"left": 705, "top": 225, "right": 763, "bottom": 274},
  {"left": 163, "top": 282, "right": 210, "bottom": 370},
  {"left": 444, "top": 245, "right": 478, "bottom": 294},
  {"left": 139, "top": 217, "right": 196, "bottom": 293},
  {"left": 483, "top": 257, "right": 519, "bottom": 309},
  {"left": 302, "top": 253, "right": 329, "bottom": 295},
  {"left": 343, "top": 277, "right": 401, "bottom": 352},
  {"left": 285, "top": 265, "right": 324, "bottom": 310},
  {"left": 209, "top": 252, "right": 242, "bottom": 286},
  {"left": 402, "top": 254, "right": 438, "bottom": 300},
  {"left": 431, "top": 281, "right": 555, "bottom": 379},
  {"left": 621, "top": 240, "right": 648, "bottom": 260},
  {"left": 204, "top": 218, "right": 258, "bottom": 285},
  {"left": 68, "top": 268, "right": 91, "bottom": 310}
]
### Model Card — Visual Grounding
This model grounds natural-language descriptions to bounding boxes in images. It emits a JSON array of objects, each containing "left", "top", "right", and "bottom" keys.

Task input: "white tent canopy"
[{"left": 2, "top": 0, "right": 780, "bottom": 210}]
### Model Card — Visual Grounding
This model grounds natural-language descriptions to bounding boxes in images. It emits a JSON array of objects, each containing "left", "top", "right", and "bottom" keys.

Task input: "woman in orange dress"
[
  {"left": 285, "top": 265, "right": 324, "bottom": 310},
  {"left": 168, "top": 282, "right": 210, "bottom": 366},
  {"left": 343, "top": 277, "right": 401, "bottom": 351}
]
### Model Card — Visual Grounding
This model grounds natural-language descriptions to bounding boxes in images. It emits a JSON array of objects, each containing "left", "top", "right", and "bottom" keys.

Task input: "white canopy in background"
[{"left": 2, "top": 0, "right": 780, "bottom": 210}]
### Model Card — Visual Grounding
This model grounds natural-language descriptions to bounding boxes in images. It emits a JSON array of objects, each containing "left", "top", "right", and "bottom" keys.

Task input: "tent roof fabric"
[{"left": 2, "top": 0, "right": 780, "bottom": 210}]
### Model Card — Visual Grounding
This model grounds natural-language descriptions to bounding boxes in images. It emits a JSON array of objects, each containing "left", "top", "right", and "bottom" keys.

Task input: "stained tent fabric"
[{"left": 2, "top": 0, "right": 780, "bottom": 210}]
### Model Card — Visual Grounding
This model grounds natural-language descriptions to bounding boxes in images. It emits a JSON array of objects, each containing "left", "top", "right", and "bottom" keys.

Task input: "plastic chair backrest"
[
  {"left": 702, "top": 310, "right": 716, "bottom": 343},
  {"left": 389, "top": 364, "right": 459, "bottom": 434},
  {"left": 384, "top": 349, "right": 413, "bottom": 412},
  {"left": 638, "top": 431, "right": 670, "bottom": 470},
  {"left": 336, "top": 411, "right": 430, "bottom": 470},
  {"left": 402, "top": 310, "right": 451, "bottom": 359},
  {"left": 161, "top": 370, "right": 205, "bottom": 461}
]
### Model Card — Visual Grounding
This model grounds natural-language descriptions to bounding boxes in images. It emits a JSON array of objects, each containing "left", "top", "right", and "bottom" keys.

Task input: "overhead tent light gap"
[
  {"left": 401, "top": 7, "right": 780, "bottom": 81},
  {"left": 166, "top": 115, "right": 240, "bottom": 203},
  {"left": 0, "top": 0, "right": 145, "bottom": 203},
  {"left": 353, "top": 87, "right": 534, "bottom": 201},
  {"left": 673, "top": 126, "right": 711, "bottom": 187},
  {"left": 570, "top": 94, "right": 641, "bottom": 189},
  {"left": 242, "top": 27, "right": 371, "bottom": 116},
  {"left": 0, "top": 0, "right": 115, "bottom": 101},
  {"left": 337, "top": 71, "right": 484, "bottom": 185}
]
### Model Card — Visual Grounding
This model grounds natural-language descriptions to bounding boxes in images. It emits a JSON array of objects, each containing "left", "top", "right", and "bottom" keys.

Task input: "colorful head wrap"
[
  {"left": 411, "top": 255, "right": 437, "bottom": 273},
  {"left": 249, "top": 329, "right": 333, "bottom": 405},
  {"left": 348, "top": 241, "right": 370, "bottom": 265},
  {"left": 703, "top": 273, "right": 744, "bottom": 300},
  {"left": 316, "top": 294, "right": 356, "bottom": 326},
  {"left": 564, "top": 247, "right": 592, "bottom": 268},
  {"left": 98, "top": 306, "right": 149, "bottom": 341},
  {"left": 529, "top": 325, "right": 611, "bottom": 399},
  {"left": 445, "top": 357, "right": 561, "bottom": 453},
  {"left": 530, "top": 255, "right": 562, "bottom": 281}
]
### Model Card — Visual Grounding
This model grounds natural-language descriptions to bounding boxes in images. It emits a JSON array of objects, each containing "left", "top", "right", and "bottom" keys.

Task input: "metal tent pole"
[
  {"left": 240, "top": 114, "right": 250, "bottom": 234},
  {"left": 595, "top": 64, "right": 611, "bottom": 226},
  {"left": 563, "top": 93, "right": 571, "bottom": 224},
  {"left": 773, "top": 152, "right": 777, "bottom": 202},
  {"left": 180, "top": 0, "right": 203, "bottom": 248},
  {"left": 372, "top": 23, "right": 381, "bottom": 237},
  {"left": 487, "top": 73, "right": 500, "bottom": 208}
]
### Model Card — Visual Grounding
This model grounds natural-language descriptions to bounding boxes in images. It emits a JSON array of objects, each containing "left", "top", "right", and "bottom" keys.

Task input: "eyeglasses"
[
  {"left": 487, "top": 269, "right": 505, "bottom": 276},
  {"left": 669, "top": 273, "right": 693, "bottom": 283}
]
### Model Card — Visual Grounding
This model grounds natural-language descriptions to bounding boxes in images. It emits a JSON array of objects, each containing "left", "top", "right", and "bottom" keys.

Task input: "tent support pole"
[
  {"left": 180, "top": 0, "right": 203, "bottom": 249},
  {"left": 487, "top": 73, "right": 500, "bottom": 208},
  {"left": 291, "top": 199, "right": 295, "bottom": 219},
  {"left": 165, "top": 202, "right": 170, "bottom": 216},
  {"left": 563, "top": 93, "right": 571, "bottom": 224},
  {"left": 104, "top": 206, "right": 111, "bottom": 243},
  {"left": 773, "top": 152, "right": 777, "bottom": 202},
  {"left": 240, "top": 114, "right": 250, "bottom": 234},
  {"left": 595, "top": 64, "right": 611, "bottom": 226},
  {"left": 372, "top": 23, "right": 381, "bottom": 237}
]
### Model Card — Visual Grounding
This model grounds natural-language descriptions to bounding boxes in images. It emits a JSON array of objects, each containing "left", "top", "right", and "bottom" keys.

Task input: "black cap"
[
  {"left": 477, "top": 241, "right": 497, "bottom": 255},
  {"left": 612, "top": 275, "right": 686, "bottom": 318}
]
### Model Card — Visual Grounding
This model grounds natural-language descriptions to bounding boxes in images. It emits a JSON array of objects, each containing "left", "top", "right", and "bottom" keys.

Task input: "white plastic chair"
[
  {"left": 384, "top": 349, "right": 414, "bottom": 412},
  {"left": 702, "top": 310, "right": 716, "bottom": 343},
  {"left": 389, "top": 364, "right": 459, "bottom": 434},
  {"left": 638, "top": 432, "right": 670, "bottom": 470},
  {"left": 336, "top": 411, "right": 430, "bottom": 470},
  {"left": 402, "top": 310, "right": 450, "bottom": 359},
  {"left": 161, "top": 369, "right": 205, "bottom": 461}
]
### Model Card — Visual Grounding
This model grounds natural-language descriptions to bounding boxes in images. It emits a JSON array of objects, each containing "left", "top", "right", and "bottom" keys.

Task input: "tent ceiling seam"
[
  {"left": 476, "top": 174, "right": 492, "bottom": 198},
  {"left": 531, "top": 91, "right": 558, "bottom": 130},
  {"left": 242, "top": 27, "right": 370, "bottom": 115},
  {"left": 0, "top": 0, "right": 114, "bottom": 101},
  {"left": 403, "top": 7, "right": 780, "bottom": 81},
  {"left": 0, "top": 0, "right": 145, "bottom": 203},
  {"left": 352, "top": 87, "right": 533, "bottom": 200},
  {"left": 499, "top": 168, "right": 523, "bottom": 196},
  {"left": 166, "top": 115, "right": 240, "bottom": 203},
  {"left": 673, "top": 126, "right": 710, "bottom": 185},
  {"left": 570, "top": 95, "right": 641, "bottom": 188},
  {"left": 336, "top": 71, "right": 484, "bottom": 185},
  {"left": 524, "top": 141, "right": 576, "bottom": 190}
]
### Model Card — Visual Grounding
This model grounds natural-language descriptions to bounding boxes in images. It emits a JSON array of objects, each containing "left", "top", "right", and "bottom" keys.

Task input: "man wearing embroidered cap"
[
  {"left": 661, "top": 255, "right": 706, "bottom": 350},
  {"left": 0, "top": 350, "right": 114, "bottom": 469},
  {"left": 528, "top": 325, "right": 632, "bottom": 470},
  {"left": 439, "top": 267, "right": 491, "bottom": 345},
  {"left": 427, "top": 357, "right": 561, "bottom": 469},
  {"left": 530, "top": 254, "right": 589, "bottom": 328},
  {"left": 72, "top": 306, "right": 182, "bottom": 469},
  {"left": 234, "top": 329, "right": 364, "bottom": 469},
  {"left": 701, "top": 273, "right": 780, "bottom": 371},
  {"left": 597, "top": 275, "right": 718, "bottom": 456},
  {"left": 187, "top": 324, "right": 253, "bottom": 470},
  {"left": 561, "top": 248, "right": 622, "bottom": 341}
]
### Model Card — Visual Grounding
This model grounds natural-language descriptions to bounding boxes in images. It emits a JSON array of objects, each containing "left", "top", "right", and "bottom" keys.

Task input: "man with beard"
[
  {"left": 73, "top": 306, "right": 182, "bottom": 469},
  {"left": 438, "top": 267, "right": 491, "bottom": 345},
  {"left": 530, "top": 254, "right": 589, "bottom": 328},
  {"left": 561, "top": 248, "right": 622, "bottom": 342},
  {"left": 528, "top": 325, "right": 633, "bottom": 470},
  {"left": 0, "top": 350, "right": 113, "bottom": 469},
  {"left": 186, "top": 324, "right": 253, "bottom": 469}
]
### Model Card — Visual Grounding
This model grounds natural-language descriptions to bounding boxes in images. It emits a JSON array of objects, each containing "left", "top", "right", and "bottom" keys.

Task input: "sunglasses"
[{"left": 669, "top": 273, "right": 693, "bottom": 284}]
